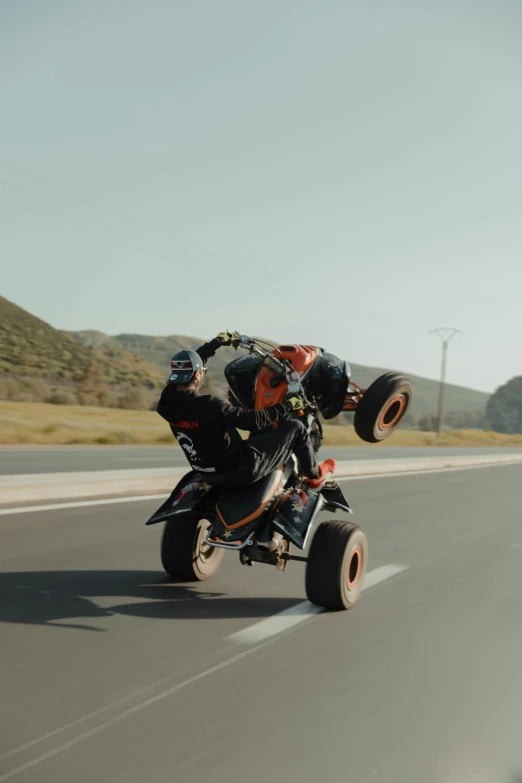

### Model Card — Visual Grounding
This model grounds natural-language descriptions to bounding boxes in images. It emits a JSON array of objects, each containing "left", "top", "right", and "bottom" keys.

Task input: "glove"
[
  {"left": 287, "top": 396, "right": 304, "bottom": 412},
  {"left": 216, "top": 331, "right": 234, "bottom": 346}
]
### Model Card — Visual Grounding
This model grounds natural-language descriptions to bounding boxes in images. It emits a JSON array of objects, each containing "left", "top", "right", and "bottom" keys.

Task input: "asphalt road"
[
  {"left": 2, "top": 444, "right": 522, "bottom": 475},
  {"left": 1, "top": 464, "right": 522, "bottom": 782}
]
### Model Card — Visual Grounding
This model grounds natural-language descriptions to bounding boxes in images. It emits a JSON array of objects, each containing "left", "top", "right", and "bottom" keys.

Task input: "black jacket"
[{"left": 157, "top": 338, "right": 290, "bottom": 473}]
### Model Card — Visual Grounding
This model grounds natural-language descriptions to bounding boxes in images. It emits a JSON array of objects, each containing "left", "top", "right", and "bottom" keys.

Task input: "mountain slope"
[
  {"left": 347, "top": 361, "right": 488, "bottom": 416},
  {"left": 0, "top": 294, "right": 488, "bottom": 417},
  {"left": 0, "top": 297, "right": 164, "bottom": 389},
  {"left": 108, "top": 333, "right": 488, "bottom": 417},
  {"left": 113, "top": 333, "right": 238, "bottom": 389}
]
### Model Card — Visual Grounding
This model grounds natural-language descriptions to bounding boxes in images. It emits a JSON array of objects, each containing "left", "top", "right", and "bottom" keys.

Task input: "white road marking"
[
  {"left": 1, "top": 457, "right": 520, "bottom": 516},
  {"left": 121, "top": 457, "right": 179, "bottom": 461},
  {"left": 336, "top": 462, "right": 522, "bottom": 483},
  {"left": 0, "top": 494, "right": 168, "bottom": 516},
  {"left": 227, "top": 601, "right": 323, "bottom": 646},
  {"left": 227, "top": 564, "right": 408, "bottom": 646},
  {"left": 362, "top": 563, "right": 408, "bottom": 588}
]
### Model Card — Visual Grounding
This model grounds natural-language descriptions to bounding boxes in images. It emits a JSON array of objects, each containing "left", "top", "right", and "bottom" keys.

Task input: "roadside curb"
[{"left": 1, "top": 454, "right": 522, "bottom": 505}]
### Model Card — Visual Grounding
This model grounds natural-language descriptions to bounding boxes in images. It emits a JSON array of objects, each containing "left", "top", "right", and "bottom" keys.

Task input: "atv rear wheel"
[
  {"left": 305, "top": 521, "right": 368, "bottom": 610},
  {"left": 354, "top": 372, "right": 412, "bottom": 443},
  {"left": 161, "top": 517, "right": 224, "bottom": 581}
]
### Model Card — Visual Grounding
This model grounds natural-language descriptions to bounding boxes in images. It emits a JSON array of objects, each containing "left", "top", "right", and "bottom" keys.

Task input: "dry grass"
[
  {"left": 322, "top": 424, "right": 522, "bottom": 448},
  {"left": 2, "top": 401, "right": 522, "bottom": 448},
  {"left": 0, "top": 401, "right": 170, "bottom": 445}
]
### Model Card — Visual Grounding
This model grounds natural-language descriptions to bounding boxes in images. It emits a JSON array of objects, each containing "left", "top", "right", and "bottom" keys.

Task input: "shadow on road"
[{"left": 0, "top": 570, "right": 299, "bottom": 631}]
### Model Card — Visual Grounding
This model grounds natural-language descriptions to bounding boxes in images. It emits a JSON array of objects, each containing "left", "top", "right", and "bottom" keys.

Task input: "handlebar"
[
  {"left": 232, "top": 334, "right": 270, "bottom": 356},
  {"left": 233, "top": 334, "right": 316, "bottom": 415}
]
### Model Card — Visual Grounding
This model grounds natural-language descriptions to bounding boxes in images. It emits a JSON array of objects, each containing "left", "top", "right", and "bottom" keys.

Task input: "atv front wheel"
[
  {"left": 354, "top": 372, "right": 412, "bottom": 443},
  {"left": 305, "top": 521, "right": 368, "bottom": 610},
  {"left": 161, "top": 517, "right": 224, "bottom": 581}
]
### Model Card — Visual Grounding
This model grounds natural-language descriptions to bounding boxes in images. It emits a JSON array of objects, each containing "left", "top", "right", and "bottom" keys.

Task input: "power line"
[
  {"left": 1, "top": 161, "right": 68, "bottom": 195},
  {"left": 0, "top": 178, "right": 29, "bottom": 193},
  {"left": 0, "top": 158, "right": 418, "bottom": 338},
  {"left": 52, "top": 216, "right": 266, "bottom": 298},
  {"left": 0, "top": 174, "right": 298, "bottom": 303},
  {"left": 2, "top": 188, "right": 295, "bottom": 307},
  {"left": 0, "top": 160, "right": 325, "bottom": 306},
  {"left": 53, "top": 216, "right": 191, "bottom": 271},
  {"left": 78, "top": 196, "right": 326, "bottom": 303},
  {"left": 1, "top": 179, "right": 268, "bottom": 299}
]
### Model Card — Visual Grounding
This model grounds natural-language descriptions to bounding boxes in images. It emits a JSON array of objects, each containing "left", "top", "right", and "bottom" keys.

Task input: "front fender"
[
  {"left": 319, "top": 482, "right": 352, "bottom": 514},
  {"left": 272, "top": 489, "right": 323, "bottom": 549}
]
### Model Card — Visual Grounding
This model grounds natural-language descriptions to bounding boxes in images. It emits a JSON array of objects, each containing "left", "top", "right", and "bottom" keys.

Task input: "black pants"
[{"left": 208, "top": 420, "right": 319, "bottom": 488}]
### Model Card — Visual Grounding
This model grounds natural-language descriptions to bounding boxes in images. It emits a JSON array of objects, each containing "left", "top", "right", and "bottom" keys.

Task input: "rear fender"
[
  {"left": 145, "top": 472, "right": 217, "bottom": 525},
  {"left": 272, "top": 488, "right": 324, "bottom": 550}
]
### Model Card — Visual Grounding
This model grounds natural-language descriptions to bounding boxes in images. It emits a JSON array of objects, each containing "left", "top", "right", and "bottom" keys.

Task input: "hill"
[
  {"left": 0, "top": 295, "right": 489, "bottom": 418},
  {"left": 71, "top": 331, "right": 489, "bottom": 418},
  {"left": 347, "top": 361, "right": 488, "bottom": 417},
  {"left": 0, "top": 297, "right": 164, "bottom": 393},
  {"left": 114, "top": 333, "right": 238, "bottom": 392}
]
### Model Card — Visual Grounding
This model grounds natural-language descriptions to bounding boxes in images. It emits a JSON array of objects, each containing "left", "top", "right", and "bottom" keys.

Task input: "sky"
[{"left": 1, "top": 0, "right": 522, "bottom": 393}]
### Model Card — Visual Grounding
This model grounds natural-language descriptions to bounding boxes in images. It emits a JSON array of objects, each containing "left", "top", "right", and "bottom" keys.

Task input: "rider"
[{"left": 157, "top": 331, "right": 336, "bottom": 489}]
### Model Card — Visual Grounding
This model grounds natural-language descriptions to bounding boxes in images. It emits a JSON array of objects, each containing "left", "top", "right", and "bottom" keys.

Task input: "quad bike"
[
  {"left": 146, "top": 336, "right": 412, "bottom": 610},
  {"left": 224, "top": 336, "right": 413, "bottom": 450}
]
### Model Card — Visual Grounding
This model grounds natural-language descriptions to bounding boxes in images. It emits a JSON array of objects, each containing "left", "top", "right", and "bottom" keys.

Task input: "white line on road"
[
  {"left": 227, "top": 601, "right": 323, "bottom": 645},
  {"left": 227, "top": 564, "right": 408, "bottom": 646},
  {"left": 335, "top": 463, "right": 522, "bottom": 482},
  {"left": 2, "top": 458, "right": 521, "bottom": 516},
  {"left": 361, "top": 563, "right": 408, "bottom": 588},
  {"left": 0, "top": 494, "right": 168, "bottom": 516},
  {"left": 121, "top": 457, "right": 181, "bottom": 461}
]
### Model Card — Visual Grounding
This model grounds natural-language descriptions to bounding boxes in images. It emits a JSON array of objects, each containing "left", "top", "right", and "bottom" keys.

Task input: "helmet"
[{"left": 168, "top": 350, "right": 205, "bottom": 384}]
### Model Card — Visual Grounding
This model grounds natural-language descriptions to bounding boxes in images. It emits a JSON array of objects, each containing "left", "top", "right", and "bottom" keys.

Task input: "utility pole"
[{"left": 431, "top": 328, "right": 462, "bottom": 436}]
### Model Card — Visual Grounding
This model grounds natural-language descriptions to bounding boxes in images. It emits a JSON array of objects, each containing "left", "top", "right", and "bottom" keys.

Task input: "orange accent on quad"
[
  {"left": 254, "top": 345, "right": 320, "bottom": 410},
  {"left": 342, "top": 381, "right": 366, "bottom": 412},
  {"left": 347, "top": 545, "right": 362, "bottom": 588},
  {"left": 378, "top": 394, "right": 407, "bottom": 429}
]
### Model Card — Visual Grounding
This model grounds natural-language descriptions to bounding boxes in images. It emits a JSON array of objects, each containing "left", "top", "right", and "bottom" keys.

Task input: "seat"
[{"left": 216, "top": 466, "right": 285, "bottom": 530}]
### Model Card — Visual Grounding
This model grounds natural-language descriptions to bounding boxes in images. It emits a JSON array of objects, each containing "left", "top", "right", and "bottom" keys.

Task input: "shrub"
[
  {"left": 45, "top": 391, "right": 77, "bottom": 405},
  {"left": 24, "top": 379, "right": 51, "bottom": 401},
  {"left": 41, "top": 424, "right": 60, "bottom": 434},
  {"left": 0, "top": 377, "right": 51, "bottom": 402},
  {"left": 486, "top": 376, "right": 522, "bottom": 434},
  {"left": 155, "top": 433, "right": 174, "bottom": 444},
  {"left": 0, "top": 378, "right": 24, "bottom": 400},
  {"left": 118, "top": 388, "right": 151, "bottom": 410},
  {"left": 76, "top": 360, "right": 112, "bottom": 407},
  {"left": 94, "top": 432, "right": 134, "bottom": 445}
]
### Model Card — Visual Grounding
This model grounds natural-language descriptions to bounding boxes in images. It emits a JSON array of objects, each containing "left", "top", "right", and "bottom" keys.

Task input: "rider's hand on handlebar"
[
  {"left": 216, "top": 331, "right": 237, "bottom": 346},
  {"left": 287, "top": 396, "right": 305, "bottom": 412}
]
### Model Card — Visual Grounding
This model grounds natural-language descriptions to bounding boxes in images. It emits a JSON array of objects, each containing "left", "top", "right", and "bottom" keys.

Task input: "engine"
[{"left": 225, "top": 345, "right": 350, "bottom": 420}]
